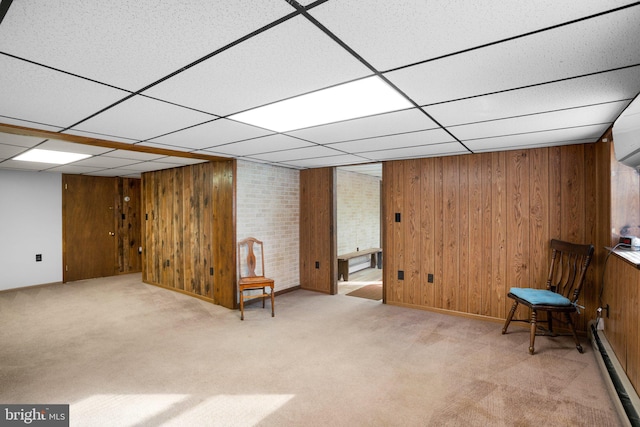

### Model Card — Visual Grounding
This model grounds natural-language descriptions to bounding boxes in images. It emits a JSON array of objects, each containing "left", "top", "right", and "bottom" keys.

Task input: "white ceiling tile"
[
  {"left": 208, "top": 134, "right": 314, "bottom": 157},
  {"left": 386, "top": 6, "right": 640, "bottom": 105},
  {"left": 287, "top": 108, "right": 438, "bottom": 144},
  {"left": 135, "top": 141, "right": 192, "bottom": 152},
  {"left": 119, "top": 162, "right": 184, "bottom": 172},
  {"left": 61, "top": 129, "right": 139, "bottom": 145},
  {"left": 70, "top": 156, "right": 142, "bottom": 169},
  {"left": 149, "top": 118, "right": 272, "bottom": 150},
  {"left": 0, "top": 133, "right": 47, "bottom": 148},
  {"left": 0, "top": 144, "right": 27, "bottom": 159},
  {"left": 245, "top": 158, "right": 275, "bottom": 165},
  {"left": 449, "top": 101, "right": 628, "bottom": 141},
  {"left": 38, "top": 140, "right": 114, "bottom": 155},
  {"left": 0, "top": 117, "right": 63, "bottom": 133},
  {"left": 284, "top": 155, "right": 370, "bottom": 168},
  {"left": 0, "top": 159, "right": 56, "bottom": 171},
  {"left": 88, "top": 168, "right": 142, "bottom": 178},
  {"left": 329, "top": 128, "right": 456, "bottom": 153},
  {"left": 425, "top": 66, "right": 640, "bottom": 126},
  {"left": 464, "top": 125, "right": 609, "bottom": 152},
  {"left": 46, "top": 164, "right": 108, "bottom": 175},
  {"left": 144, "top": 15, "right": 372, "bottom": 116},
  {"left": 251, "top": 145, "right": 344, "bottom": 163},
  {"left": 195, "top": 149, "right": 236, "bottom": 158},
  {"left": 70, "top": 96, "right": 214, "bottom": 141},
  {"left": 1, "top": 3, "right": 638, "bottom": 173},
  {"left": 310, "top": 0, "right": 636, "bottom": 71},
  {"left": 0, "top": 1, "right": 294, "bottom": 91},
  {"left": 362, "top": 142, "right": 469, "bottom": 161},
  {"left": 152, "top": 158, "right": 210, "bottom": 166},
  {"left": 104, "top": 150, "right": 167, "bottom": 161},
  {"left": 475, "top": 138, "right": 598, "bottom": 153},
  {"left": 0, "top": 56, "right": 130, "bottom": 128}
]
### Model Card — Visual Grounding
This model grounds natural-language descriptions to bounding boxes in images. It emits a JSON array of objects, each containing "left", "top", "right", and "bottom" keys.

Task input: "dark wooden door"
[
  {"left": 300, "top": 167, "right": 337, "bottom": 294},
  {"left": 63, "top": 175, "right": 117, "bottom": 282}
]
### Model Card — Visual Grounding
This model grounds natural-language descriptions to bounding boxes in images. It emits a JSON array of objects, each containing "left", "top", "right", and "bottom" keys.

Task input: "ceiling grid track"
[{"left": 0, "top": 1, "right": 638, "bottom": 175}]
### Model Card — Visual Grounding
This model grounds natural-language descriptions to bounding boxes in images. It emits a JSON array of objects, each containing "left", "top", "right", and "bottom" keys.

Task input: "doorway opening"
[{"left": 336, "top": 164, "right": 383, "bottom": 301}]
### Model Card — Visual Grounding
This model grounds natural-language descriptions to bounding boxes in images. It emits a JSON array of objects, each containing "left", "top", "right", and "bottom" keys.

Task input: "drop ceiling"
[{"left": 0, "top": 0, "right": 639, "bottom": 178}]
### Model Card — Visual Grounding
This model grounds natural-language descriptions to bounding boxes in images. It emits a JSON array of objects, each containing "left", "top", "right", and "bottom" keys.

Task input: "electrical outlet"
[
  {"left": 35, "top": 254, "right": 42, "bottom": 262},
  {"left": 427, "top": 273, "right": 434, "bottom": 283},
  {"left": 398, "top": 270, "right": 404, "bottom": 280}
]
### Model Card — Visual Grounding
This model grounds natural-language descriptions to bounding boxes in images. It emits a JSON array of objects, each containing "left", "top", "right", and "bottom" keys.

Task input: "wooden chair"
[
  {"left": 502, "top": 239, "right": 594, "bottom": 354},
  {"left": 237, "top": 237, "right": 274, "bottom": 321}
]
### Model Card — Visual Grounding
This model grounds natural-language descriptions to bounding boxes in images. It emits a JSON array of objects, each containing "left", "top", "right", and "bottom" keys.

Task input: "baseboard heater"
[{"left": 590, "top": 322, "right": 640, "bottom": 427}]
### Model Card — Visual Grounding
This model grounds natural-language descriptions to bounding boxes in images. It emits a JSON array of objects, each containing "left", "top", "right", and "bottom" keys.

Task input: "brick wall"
[
  {"left": 236, "top": 160, "right": 300, "bottom": 291},
  {"left": 337, "top": 169, "right": 381, "bottom": 263}
]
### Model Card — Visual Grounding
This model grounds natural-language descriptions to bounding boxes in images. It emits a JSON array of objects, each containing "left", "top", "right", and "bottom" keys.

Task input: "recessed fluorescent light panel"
[
  {"left": 229, "top": 76, "right": 413, "bottom": 132},
  {"left": 13, "top": 148, "right": 92, "bottom": 164}
]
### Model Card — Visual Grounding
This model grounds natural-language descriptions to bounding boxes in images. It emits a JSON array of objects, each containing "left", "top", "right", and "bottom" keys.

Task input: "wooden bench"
[{"left": 338, "top": 248, "right": 382, "bottom": 281}]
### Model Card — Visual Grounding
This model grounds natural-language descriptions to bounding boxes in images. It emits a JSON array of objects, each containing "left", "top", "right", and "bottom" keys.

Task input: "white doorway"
[{"left": 336, "top": 164, "right": 383, "bottom": 298}]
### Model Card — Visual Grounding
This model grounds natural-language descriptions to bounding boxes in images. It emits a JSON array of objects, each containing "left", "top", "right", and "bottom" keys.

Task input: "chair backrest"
[
  {"left": 238, "top": 237, "right": 266, "bottom": 279},
  {"left": 546, "top": 239, "right": 594, "bottom": 302}
]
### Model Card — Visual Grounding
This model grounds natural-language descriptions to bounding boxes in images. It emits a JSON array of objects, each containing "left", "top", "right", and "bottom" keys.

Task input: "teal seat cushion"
[{"left": 509, "top": 287, "right": 572, "bottom": 306}]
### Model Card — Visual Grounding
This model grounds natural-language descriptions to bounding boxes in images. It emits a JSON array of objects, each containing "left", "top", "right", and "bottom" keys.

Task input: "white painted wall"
[
  {"left": 0, "top": 170, "right": 62, "bottom": 290},
  {"left": 236, "top": 160, "right": 300, "bottom": 291}
]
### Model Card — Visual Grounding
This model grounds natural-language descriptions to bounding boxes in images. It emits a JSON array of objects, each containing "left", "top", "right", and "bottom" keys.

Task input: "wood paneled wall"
[
  {"left": 300, "top": 167, "right": 336, "bottom": 294},
  {"left": 117, "top": 178, "right": 142, "bottom": 273},
  {"left": 383, "top": 144, "right": 599, "bottom": 331},
  {"left": 604, "top": 255, "right": 640, "bottom": 395},
  {"left": 600, "top": 127, "right": 640, "bottom": 396},
  {"left": 142, "top": 160, "right": 235, "bottom": 309}
]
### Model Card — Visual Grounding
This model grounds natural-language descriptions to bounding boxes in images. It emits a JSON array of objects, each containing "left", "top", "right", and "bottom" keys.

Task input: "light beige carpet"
[{"left": 0, "top": 273, "right": 622, "bottom": 426}]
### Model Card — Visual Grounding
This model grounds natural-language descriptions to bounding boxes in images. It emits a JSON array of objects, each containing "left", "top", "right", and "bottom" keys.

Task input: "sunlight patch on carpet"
[{"left": 72, "top": 393, "right": 295, "bottom": 426}]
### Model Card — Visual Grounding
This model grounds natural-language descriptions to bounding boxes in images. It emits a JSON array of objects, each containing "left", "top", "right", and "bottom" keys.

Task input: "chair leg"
[
  {"left": 262, "top": 287, "right": 266, "bottom": 308},
  {"left": 240, "top": 291, "right": 245, "bottom": 321},
  {"left": 565, "top": 312, "right": 583, "bottom": 353},
  {"left": 529, "top": 309, "right": 537, "bottom": 355},
  {"left": 271, "top": 287, "right": 275, "bottom": 318},
  {"left": 502, "top": 300, "right": 518, "bottom": 334}
]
